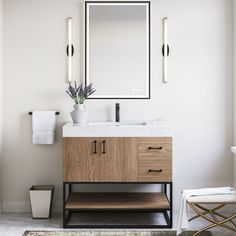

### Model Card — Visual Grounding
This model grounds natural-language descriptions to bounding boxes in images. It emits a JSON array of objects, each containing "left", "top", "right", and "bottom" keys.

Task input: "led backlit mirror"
[{"left": 85, "top": 1, "right": 150, "bottom": 99}]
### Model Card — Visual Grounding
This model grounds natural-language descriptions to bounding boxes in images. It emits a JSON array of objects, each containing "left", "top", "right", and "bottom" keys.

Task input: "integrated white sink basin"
[
  {"left": 88, "top": 121, "right": 147, "bottom": 126},
  {"left": 63, "top": 121, "right": 172, "bottom": 137}
]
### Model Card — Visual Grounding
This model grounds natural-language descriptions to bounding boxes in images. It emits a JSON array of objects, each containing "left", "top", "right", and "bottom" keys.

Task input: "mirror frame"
[{"left": 85, "top": 1, "right": 151, "bottom": 99}]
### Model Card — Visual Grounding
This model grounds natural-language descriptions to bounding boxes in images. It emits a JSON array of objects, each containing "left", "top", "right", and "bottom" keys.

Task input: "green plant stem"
[
  {"left": 73, "top": 97, "right": 79, "bottom": 104},
  {"left": 79, "top": 97, "right": 85, "bottom": 104}
]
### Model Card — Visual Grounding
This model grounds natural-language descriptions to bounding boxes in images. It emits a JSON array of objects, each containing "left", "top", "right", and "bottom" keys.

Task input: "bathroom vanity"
[{"left": 62, "top": 122, "right": 173, "bottom": 228}]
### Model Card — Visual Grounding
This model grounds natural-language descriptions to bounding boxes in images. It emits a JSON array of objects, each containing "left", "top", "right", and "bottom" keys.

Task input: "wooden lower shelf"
[{"left": 65, "top": 192, "right": 170, "bottom": 210}]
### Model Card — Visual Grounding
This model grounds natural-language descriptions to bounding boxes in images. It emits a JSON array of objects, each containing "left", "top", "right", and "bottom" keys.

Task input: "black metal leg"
[
  {"left": 66, "top": 211, "right": 71, "bottom": 226},
  {"left": 164, "top": 183, "right": 167, "bottom": 195},
  {"left": 62, "top": 182, "right": 73, "bottom": 228},
  {"left": 163, "top": 210, "right": 170, "bottom": 225},
  {"left": 170, "top": 182, "right": 173, "bottom": 228},
  {"left": 162, "top": 183, "right": 173, "bottom": 228},
  {"left": 63, "top": 182, "right": 72, "bottom": 228},
  {"left": 69, "top": 183, "right": 72, "bottom": 194},
  {"left": 63, "top": 182, "right": 66, "bottom": 228}
]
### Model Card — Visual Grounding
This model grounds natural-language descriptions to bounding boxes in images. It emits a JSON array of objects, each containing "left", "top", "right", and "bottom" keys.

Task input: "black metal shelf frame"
[{"left": 62, "top": 182, "right": 173, "bottom": 229}]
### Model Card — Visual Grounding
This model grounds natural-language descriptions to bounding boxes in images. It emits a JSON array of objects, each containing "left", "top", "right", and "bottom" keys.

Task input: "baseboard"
[{"left": 2, "top": 200, "right": 62, "bottom": 213}]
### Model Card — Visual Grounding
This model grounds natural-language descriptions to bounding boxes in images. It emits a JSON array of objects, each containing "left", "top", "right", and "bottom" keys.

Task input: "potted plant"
[{"left": 66, "top": 81, "right": 95, "bottom": 124}]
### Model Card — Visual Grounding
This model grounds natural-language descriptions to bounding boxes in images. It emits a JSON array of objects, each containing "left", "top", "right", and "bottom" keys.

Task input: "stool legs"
[
  {"left": 188, "top": 202, "right": 236, "bottom": 236},
  {"left": 189, "top": 204, "right": 226, "bottom": 222}
]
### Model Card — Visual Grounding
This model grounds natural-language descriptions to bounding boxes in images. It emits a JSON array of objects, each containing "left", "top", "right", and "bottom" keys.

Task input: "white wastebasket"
[{"left": 29, "top": 185, "right": 54, "bottom": 219}]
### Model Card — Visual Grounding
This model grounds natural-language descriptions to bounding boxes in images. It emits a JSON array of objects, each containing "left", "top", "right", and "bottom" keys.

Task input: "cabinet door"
[
  {"left": 63, "top": 137, "right": 138, "bottom": 182},
  {"left": 63, "top": 137, "right": 101, "bottom": 182},
  {"left": 99, "top": 138, "right": 138, "bottom": 182}
]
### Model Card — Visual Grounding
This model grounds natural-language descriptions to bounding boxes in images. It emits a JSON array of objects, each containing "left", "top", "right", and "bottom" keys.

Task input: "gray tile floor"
[{"left": 0, "top": 213, "right": 235, "bottom": 236}]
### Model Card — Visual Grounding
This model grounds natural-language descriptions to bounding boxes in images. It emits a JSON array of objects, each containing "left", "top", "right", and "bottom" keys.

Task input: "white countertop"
[{"left": 63, "top": 121, "right": 173, "bottom": 137}]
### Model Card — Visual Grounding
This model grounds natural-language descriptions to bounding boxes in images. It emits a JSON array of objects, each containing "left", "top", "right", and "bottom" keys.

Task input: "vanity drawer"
[
  {"left": 139, "top": 137, "right": 172, "bottom": 157},
  {"left": 138, "top": 159, "right": 172, "bottom": 182}
]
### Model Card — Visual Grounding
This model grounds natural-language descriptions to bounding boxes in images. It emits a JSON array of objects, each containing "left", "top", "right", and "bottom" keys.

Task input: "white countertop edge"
[
  {"left": 63, "top": 131, "right": 173, "bottom": 137},
  {"left": 63, "top": 134, "right": 173, "bottom": 137}
]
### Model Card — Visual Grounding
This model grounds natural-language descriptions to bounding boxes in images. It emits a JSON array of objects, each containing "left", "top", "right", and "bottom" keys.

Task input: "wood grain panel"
[
  {"left": 65, "top": 192, "right": 170, "bottom": 209},
  {"left": 139, "top": 137, "right": 172, "bottom": 144},
  {"left": 63, "top": 137, "right": 100, "bottom": 182},
  {"left": 138, "top": 159, "right": 172, "bottom": 182},
  {"left": 63, "top": 137, "right": 138, "bottom": 182},
  {"left": 139, "top": 137, "right": 172, "bottom": 157},
  {"left": 122, "top": 138, "right": 138, "bottom": 181},
  {"left": 98, "top": 138, "right": 124, "bottom": 182}
]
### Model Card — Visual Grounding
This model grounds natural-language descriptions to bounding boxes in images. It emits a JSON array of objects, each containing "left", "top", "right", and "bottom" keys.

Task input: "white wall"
[
  {"left": 234, "top": 0, "right": 236, "bottom": 187},
  {"left": 0, "top": 0, "right": 3, "bottom": 213},
  {"left": 2, "top": 0, "right": 234, "bottom": 213}
]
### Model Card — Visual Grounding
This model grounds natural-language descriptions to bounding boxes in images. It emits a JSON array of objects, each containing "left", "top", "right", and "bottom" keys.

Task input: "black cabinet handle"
[
  {"left": 93, "top": 140, "right": 97, "bottom": 154},
  {"left": 102, "top": 140, "right": 106, "bottom": 154},
  {"left": 148, "top": 147, "right": 163, "bottom": 150},
  {"left": 148, "top": 169, "right": 163, "bottom": 173}
]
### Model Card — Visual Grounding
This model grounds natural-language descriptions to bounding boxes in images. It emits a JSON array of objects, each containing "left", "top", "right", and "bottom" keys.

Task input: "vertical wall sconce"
[
  {"left": 162, "top": 17, "right": 169, "bottom": 83},
  {"left": 67, "top": 17, "right": 74, "bottom": 82}
]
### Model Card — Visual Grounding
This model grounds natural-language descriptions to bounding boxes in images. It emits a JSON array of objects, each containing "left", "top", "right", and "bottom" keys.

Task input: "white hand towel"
[
  {"left": 176, "top": 186, "right": 234, "bottom": 235},
  {"left": 32, "top": 111, "right": 56, "bottom": 144}
]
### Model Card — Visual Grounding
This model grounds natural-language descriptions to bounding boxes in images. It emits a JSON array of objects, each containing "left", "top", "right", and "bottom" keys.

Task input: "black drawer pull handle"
[
  {"left": 148, "top": 169, "right": 163, "bottom": 173},
  {"left": 93, "top": 140, "right": 97, "bottom": 154},
  {"left": 148, "top": 146, "right": 163, "bottom": 150},
  {"left": 102, "top": 140, "right": 106, "bottom": 154}
]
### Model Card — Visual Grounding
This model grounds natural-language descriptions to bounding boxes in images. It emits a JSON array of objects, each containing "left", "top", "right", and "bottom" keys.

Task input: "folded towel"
[
  {"left": 176, "top": 187, "right": 234, "bottom": 235},
  {"left": 33, "top": 131, "right": 56, "bottom": 145},
  {"left": 32, "top": 111, "right": 56, "bottom": 132},
  {"left": 32, "top": 111, "right": 56, "bottom": 144}
]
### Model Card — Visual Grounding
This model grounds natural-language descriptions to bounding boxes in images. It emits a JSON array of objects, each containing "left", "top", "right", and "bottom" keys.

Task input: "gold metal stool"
[{"left": 187, "top": 193, "right": 236, "bottom": 236}]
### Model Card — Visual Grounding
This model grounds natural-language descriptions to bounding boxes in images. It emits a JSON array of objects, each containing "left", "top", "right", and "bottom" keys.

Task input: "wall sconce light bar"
[
  {"left": 67, "top": 17, "right": 74, "bottom": 82},
  {"left": 162, "top": 17, "right": 169, "bottom": 83}
]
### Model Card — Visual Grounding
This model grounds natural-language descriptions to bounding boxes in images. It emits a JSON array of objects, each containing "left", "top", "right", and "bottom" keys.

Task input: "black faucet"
[{"left": 115, "top": 103, "right": 120, "bottom": 122}]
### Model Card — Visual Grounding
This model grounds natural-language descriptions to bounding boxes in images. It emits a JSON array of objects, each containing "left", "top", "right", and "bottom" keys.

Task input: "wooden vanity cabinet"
[
  {"left": 63, "top": 136, "right": 172, "bottom": 228},
  {"left": 63, "top": 137, "right": 172, "bottom": 182}
]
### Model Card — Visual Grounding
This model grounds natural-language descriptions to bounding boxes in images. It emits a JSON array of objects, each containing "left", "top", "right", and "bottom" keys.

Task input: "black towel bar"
[{"left": 29, "top": 112, "right": 60, "bottom": 115}]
